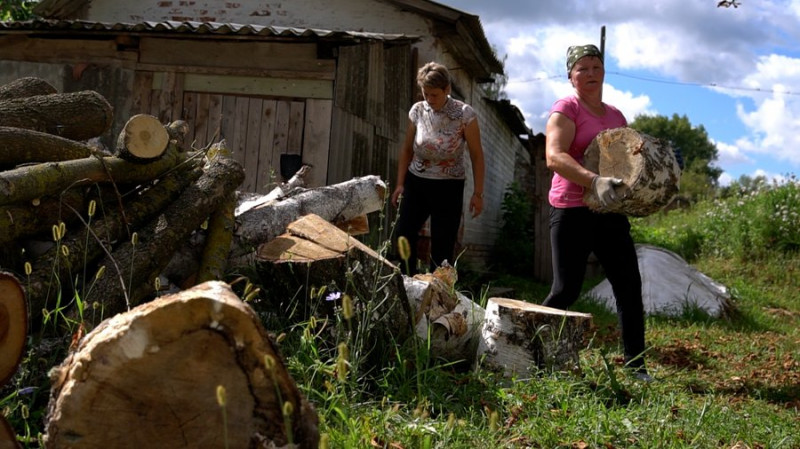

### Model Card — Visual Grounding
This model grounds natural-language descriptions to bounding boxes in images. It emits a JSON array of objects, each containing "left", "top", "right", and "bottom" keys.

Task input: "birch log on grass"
[
  {"left": 44, "top": 281, "right": 319, "bottom": 449},
  {"left": 232, "top": 175, "right": 386, "bottom": 256},
  {"left": 0, "top": 272, "right": 27, "bottom": 386},
  {"left": 476, "top": 298, "right": 592, "bottom": 377},
  {"left": 115, "top": 114, "right": 170, "bottom": 162},
  {"left": 583, "top": 127, "right": 681, "bottom": 217},
  {"left": 404, "top": 265, "right": 485, "bottom": 364},
  {"left": 256, "top": 213, "right": 413, "bottom": 350}
]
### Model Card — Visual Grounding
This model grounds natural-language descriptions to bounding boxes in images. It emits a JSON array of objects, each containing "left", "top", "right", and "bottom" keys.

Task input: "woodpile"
[
  {"left": 583, "top": 127, "right": 681, "bottom": 216},
  {"left": 0, "top": 77, "right": 387, "bottom": 331}
]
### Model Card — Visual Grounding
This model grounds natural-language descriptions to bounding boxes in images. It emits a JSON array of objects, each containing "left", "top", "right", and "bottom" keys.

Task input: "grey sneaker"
[{"left": 634, "top": 371, "right": 655, "bottom": 383}]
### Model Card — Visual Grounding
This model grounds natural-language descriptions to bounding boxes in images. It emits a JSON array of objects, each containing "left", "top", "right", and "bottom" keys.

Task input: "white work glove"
[{"left": 592, "top": 176, "right": 624, "bottom": 208}]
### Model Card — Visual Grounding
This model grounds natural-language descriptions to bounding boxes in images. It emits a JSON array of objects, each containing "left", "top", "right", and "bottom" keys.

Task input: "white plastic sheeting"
[{"left": 587, "top": 244, "right": 731, "bottom": 317}]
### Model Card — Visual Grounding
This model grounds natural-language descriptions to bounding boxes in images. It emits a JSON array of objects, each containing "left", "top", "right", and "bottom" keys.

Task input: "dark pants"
[
  {"left": 542, "top": 206, "right": 647, "bottom": 369},
  {"left": 396, "top": 171, "right": 465, "bottom": 275}
]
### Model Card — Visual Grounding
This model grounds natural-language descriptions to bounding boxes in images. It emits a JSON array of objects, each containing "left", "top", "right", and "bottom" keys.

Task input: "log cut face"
[
  {"left": 583, "top": 127, "right": 681, "bottom": 216},
  {"left": 0, "top": 272, "right": 27, "bottom": 387},
  {"left": 44, "top": 281, "right": 319, "bottom": 449},
  {"left": 477, "top": 298, "right": 592, "bottom": 377},
  {"left": 256, "top": 214, "right": 412, "bottom": 359}
]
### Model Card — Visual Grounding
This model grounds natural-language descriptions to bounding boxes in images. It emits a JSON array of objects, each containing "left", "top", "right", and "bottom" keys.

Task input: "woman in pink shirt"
[
  {"left": 391, "top": 62, "right": 485, "bottom": 275},
  {"left": 542, "top": 45, "right": 650, "bottom": 381}
]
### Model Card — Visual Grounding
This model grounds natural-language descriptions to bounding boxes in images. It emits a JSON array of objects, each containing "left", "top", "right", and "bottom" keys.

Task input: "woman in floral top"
[{"left": 391, "top": 62, "right": 485, "bottom": 275}]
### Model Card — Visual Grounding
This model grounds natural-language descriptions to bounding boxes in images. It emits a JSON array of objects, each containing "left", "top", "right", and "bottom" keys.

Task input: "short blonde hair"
[{"left": 416, "top": 62, "right": 451, "bottom": 90}]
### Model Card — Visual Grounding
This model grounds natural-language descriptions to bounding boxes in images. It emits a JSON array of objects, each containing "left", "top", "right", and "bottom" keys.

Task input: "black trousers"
[
  {"left": 542, "top": 206, "right": 647, "bottom": 369},
  {"left": 395, "top": 171, "right": 465, "bottom": 275}
]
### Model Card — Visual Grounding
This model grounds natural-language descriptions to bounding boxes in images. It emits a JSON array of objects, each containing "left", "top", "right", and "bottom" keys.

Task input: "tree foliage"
[
  {"left": 1, "top": 0, "right": 37, "bottom": 21},
  {"left": 629, "top": 113, "right": 722, "bottom": 200}
]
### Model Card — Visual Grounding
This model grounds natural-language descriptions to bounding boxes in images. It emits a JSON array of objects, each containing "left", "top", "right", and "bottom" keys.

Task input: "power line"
[{"left": 508, "top": 71, "right": 800, "bottom": 96}]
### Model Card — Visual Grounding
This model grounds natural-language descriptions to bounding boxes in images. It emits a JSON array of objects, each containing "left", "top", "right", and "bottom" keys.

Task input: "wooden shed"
[{"left": 0, "top": 0, "right": 551, "bottom": 278}]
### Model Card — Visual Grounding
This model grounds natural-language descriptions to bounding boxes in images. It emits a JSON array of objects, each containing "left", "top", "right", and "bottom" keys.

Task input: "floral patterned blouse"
[{"left": 408, "top": 97, "right": 477, "bottom": 180}]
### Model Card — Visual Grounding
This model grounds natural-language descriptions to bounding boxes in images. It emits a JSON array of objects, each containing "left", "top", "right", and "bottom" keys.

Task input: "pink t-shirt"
[{"left": 548, "top": 95, "right": 627, "bottom": 208}]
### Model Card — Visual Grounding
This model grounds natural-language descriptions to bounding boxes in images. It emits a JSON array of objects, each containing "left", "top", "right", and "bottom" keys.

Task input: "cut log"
[
  {"left": 162, "top": 175, "right": 388, "bottom": 289},
  {"left": 0, "top": 90, "right": 113, "bottom": 141},
  {"left": 404, "top": 265, "right": 485, "bottom": 364},
  {"left": 233, "top": 174, "right": 387, "bottom": 257},
  {"left": 583, "top": 127, "right": 681, "bottom": 216},
  {"left": 256, "top": 213, "right": 412, "bottom": 355},
  {"left": 44, "top": 281, "right": 319, "bottom": 449},
  {"left": 88, "top": 155, "right": 245, "bottom": 317},
  {"left": 196, "top": 190, "right": 236, "bottom": 284},
  {"left": 0, "top": 126, "right": 93, "bottom": 166},
  {"left": 23, "top": 160, "right": 205, "bottom": 329},
  {"left": 476, "top": 298, "right": 592, "bottom": 377},
  {"left": 235, "top": 164, "right": 310, "bottom": 216},
  {"left": 0, "top": 146, "right": 192, "bottom": 207},
  {"left": 0, "top": 190, "right": 85, "bottom": 246},
  {"left": 0, "top": 76, "right": 57, "bottom": 102},
  {"left": 0, "top": 272, "right": 27, "bottom": 386},
  {"left": 115, "top": 114, "right": 170, "bottom": 162},
  {"left": 0, "top": 415, "right": 21, "bottom": 449}
]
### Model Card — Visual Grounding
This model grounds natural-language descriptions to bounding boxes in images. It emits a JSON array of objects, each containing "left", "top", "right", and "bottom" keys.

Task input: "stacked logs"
[{"left": 0, "top": 77, "right": 245, "bottom": 330}]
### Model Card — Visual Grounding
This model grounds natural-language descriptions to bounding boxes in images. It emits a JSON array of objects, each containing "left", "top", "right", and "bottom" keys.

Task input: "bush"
[{"left": 491, "top": 182, "right": 534, "bottom": 275}]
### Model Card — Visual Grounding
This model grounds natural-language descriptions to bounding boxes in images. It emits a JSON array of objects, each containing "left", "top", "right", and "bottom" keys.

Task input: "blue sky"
[{"left": 442, "top": 0, "right": 800, "bottom": 186}]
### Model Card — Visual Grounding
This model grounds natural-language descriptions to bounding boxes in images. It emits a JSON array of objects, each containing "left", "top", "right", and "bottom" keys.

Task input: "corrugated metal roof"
[{"left": 0, "top": 19, "right": 419, "bottom": 43}]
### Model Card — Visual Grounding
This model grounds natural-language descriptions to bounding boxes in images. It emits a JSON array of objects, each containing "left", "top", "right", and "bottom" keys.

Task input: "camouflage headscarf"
[{"left": 566, "top": 44, "right": 603, "bottom": 75}]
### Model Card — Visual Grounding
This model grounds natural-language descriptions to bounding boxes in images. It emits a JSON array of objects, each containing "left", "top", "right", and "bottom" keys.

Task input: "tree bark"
[
  {"left": 233, "top": 174, "right": 386, "bottom": 257},
  {"left": 0, "top": 147, "right": 192, "bottom": 207},
  {"left": 44, "top": 281, "right": 319, "bottom": 449},
  {"left": 88, "top": 155, "right": 245, "bottom": 317},
  {"left": 115, "top": 114, "right": 170, "bottom": 163},
  {"left": 0, "top": 90, "right": 113, "bottom": 141},
  {"left": 0, "top": 126, "right": 94, "bottom": 166},
  {"left": 256, "top": 213, "right": 413, "bottom": 357},
  {"left": 0, "top": 272, "right": 27, "bottom": 387},
  {"left": 583, "top": 127, "right": 681, "bottom": 217},
  {"left": 22, "top": 161, "right": 205, "bottom": 329},
  {"left": 0, "top": 76, "right": 57, "bottom": 102},
  {"left": 404, "top": 270, "right": 485, "bottom": 365},
  {"left": 476, "top": 298, "right": 592, "bottom": 377},
  {"left": 0, "top": 190, "right": 86, "bottom": 246},
  {"left": 196, "top": 190, "right": 236, "bottom": 284}
]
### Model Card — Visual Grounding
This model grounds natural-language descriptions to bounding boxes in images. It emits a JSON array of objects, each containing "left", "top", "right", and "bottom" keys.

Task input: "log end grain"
[
  {"left": 0, "top": 272, "right": 27, "bottom": 387},
  {"left": 583, "top": 127, "right": 681, "bottom": 217}
]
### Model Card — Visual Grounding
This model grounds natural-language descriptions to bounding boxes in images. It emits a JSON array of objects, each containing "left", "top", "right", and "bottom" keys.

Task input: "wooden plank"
[
  {"left": 0, "top": 36, "right": 136, "bottom": 63},
  {"left": 131, "top": 71, "right": 154, "bottom": 115},
  {"left": 273, "top": 100, "right": 290, "bottom": 164},
  {"left": 139, "top": 38, "right": 328, "bottom": 71},
  {"left": 193, "top": 93, "right": 211, "bottom": 149},
  {"left": 287, "top": 101, "right": 305, "bottom": 155},
  {"left": 259, "top": 99, "right": 279, "bottom": 192},
  {"left": 182, "top": 92, "right": 198, "bottom": 149},
  {"left": 245, "top": 98, "right": 264, "bottom": 193},
  {"left": 233, "top": 96, "right": 252, "bottom": 191},
  {"left": 302, "top": 99, "right": 332, "bottom": 188},
  {"left": 172, "top": 73, "right": 185, "bottom": 122},
  {"left": 206, "top": 94, "right": 223, "bottom": 145},
  {"left": 136, "top": 63, "right": 336, "bottom": 81},
  {"left": 183, "top": 73, "right": 332, "bottom": 99},
  {"left": 220, "top": 95, "right": 243, "bottom": 167}
]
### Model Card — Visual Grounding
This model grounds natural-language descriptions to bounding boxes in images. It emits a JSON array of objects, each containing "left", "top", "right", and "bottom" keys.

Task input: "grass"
[{"left": 2, "top": 181, "right": 799, "bottom": 448}]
